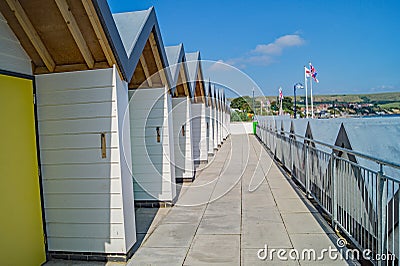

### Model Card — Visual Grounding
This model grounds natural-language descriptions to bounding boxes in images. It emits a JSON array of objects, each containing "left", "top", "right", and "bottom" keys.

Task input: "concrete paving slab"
[
  {"left": 270, "top": 186, "right": 306, "bottom": 199},
  {"left": 142, "top": 223, "right": 197, "bottom": 248},
  {"left": 282, "top": 213, "right": 330, "bottom": 234},
  {"left": 242, "top": 207, "right": 283, "bottom": 223},
  {"left": 275, "top": 197, "right": 318, "bottom": 213},
  {"left": 242, "top": 222, "right": 293, "bottom": 249},
  {"left": 197, "top": 213, "right": 241, "bottom": 234},
  {"left": 184, "top": 235, "right": 240, "bottom": 265},
  {"left": 128, "top": 247, "right": 187, "bottom": 266},
  {"left": 162, "top": 207, "right": 204, "bottom": 224}
]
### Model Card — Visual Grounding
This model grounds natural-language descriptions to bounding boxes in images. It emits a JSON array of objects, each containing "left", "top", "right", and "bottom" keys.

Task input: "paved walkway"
[{"left": 129, "top": 134, "right": 350, "bottom": 265}]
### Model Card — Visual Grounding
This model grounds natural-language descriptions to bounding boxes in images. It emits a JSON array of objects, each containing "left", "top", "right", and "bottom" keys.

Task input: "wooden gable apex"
[
  {"left": 193, "top": 62, "right": 206, "bottom": 104},
  {"left": 164, "top": 44, "right": 190, "bottom": 97},
  {"left": 129, "top": 31, "right": 168, "bottom": 89},
  {"left": 173, "top": 54, "right": 190, "bottom": 97},
  {"left": 108, "top": 7, "right": 171, "bottom": 89},
  {"left": 0, "top": 0, "right": 117, "bottom": 74}
]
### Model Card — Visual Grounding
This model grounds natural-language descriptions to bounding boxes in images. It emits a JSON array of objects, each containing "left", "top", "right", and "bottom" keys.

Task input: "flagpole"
[
  {"left": 310, "top": 73, "right": 314, "bottom": 119},
  {"left": 304, "top": 66, "right": 308, "bottom": 118}
]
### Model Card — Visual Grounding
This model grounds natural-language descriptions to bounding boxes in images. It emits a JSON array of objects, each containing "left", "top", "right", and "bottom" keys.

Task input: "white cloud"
[
  {"left": 210, "top": 34, "right": 305, "bottom": 70},
  {"left": 253, "top": 34, "right": 305, "bottom": 55},
  {"left": 208, "top": 60, "right": 234, "bottom": 72}
]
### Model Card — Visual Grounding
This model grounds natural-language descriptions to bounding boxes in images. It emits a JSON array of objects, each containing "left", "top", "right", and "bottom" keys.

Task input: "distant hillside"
[{"left": 230, "top": 92, "right": 400, "bottom": 105}]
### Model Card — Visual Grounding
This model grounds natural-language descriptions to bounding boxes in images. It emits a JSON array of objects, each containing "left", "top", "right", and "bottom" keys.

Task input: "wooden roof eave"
[{"left": 1, "top": 0, "right": 122, "bottom": 75}]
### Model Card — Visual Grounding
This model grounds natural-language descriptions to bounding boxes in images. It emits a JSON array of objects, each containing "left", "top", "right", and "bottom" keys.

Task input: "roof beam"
[
  {"left": 197, "top": 73, "right": 206, "bottom": 103},
  {"left": 139, "top": 54, "right": 153, "bottom": 87},
  {"left": 81, "top": 0, "right": 114, "bottom": 67},
  {"left": 149, "top": 33, "right": 168, "bottom": 87},
  {"left": 179, "top": 64, "right": 190, "bottom": 97},
  {"left": 5, "top": 0, "right": 55, "bottom": 72},
  {"left": 55, "top": 0, "right": 94, "bottom": 69}
]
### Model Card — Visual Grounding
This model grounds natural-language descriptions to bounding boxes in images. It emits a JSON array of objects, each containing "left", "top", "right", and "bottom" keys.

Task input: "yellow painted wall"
[{"left": 0, "top": 74, "right": 46, "bottom": 265}]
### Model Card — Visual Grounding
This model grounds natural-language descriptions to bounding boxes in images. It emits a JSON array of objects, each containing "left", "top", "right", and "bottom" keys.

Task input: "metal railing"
[{"left": 256, "top": 124, "right": 400, "bottom": 265}]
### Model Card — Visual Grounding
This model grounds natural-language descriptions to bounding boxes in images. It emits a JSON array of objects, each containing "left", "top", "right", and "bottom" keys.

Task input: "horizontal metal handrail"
[{"left": 257, "top": 125, "right": 400, "bottom": 172}]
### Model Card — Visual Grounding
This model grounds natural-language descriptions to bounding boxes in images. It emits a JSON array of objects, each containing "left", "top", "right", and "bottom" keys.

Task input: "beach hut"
[
  {"left": 112, "top": 9, "right": 176, "bottom": 206},
  {"left": 225, "top": 100, "right": 231, "bottom": 138},
  {"left": 211, "top": 83, "right": 220, "bottom": 152},
  {"left": 203, "top": 79, "right": 212, "bottom": 160},
  {"left": 185, "top": 52, "right": 208, "bottom": 164},
  {"left": 224, "top": 94, "right": 231, "bottom": 139},
  {"left": 165, "top": 44, "right": 195, "bottom": 182},
  {"left": 220, "top": 89, "right": 227, "bottom": 141},
  {"left": 215, "top": 86, "right": 222, "bottom": 147},
  {"left": 207, "top": 82, "right": 216, "bottom": 157},
  {"left": 0, "top": 0, "right": 139, "bottom": 261}
]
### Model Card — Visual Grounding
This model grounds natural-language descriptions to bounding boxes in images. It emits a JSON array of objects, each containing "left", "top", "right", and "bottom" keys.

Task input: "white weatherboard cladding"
[
  {"left": 205, "top": 106, "right": 210, "bottom": 157},
  {"left": 0, "top": 13, "right": 32, "bottom": 75},
  {"left": 221, "top": 108, "right": 227, "bottom": 140},
  {"left": 36, "top": 67, "right": 136, "bottom": 254},
  {"left": 213, "top": 107, "right": 219, "bottom": 150},
  {"left": 208, "top": 107, "right": 215, "bottom": 155},
  {"left": 128, "top": 87, "right": 176, "bottom": 201},
  {"left": 225, "top": 111, "right": 230, "bottom": 137},
  {"left": 217, "top": 109, "right": 222, "bottom": 145},
  {"left": 192, "top": 103, "right": 208, "bottom": 162},
  {"left": 172, "top": 97, "right": 194, "bottom": 179}
]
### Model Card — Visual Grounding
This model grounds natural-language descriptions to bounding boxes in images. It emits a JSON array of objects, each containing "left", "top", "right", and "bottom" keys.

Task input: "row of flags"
[
  {"left": 270, "top": 62, "right": 320, "bottom": 118},
  {"left": 276, "top": 62, "right": 320, "bottom": 101},
  {"left": 257, "top": 63, "right": 319, "bottom": 117}
]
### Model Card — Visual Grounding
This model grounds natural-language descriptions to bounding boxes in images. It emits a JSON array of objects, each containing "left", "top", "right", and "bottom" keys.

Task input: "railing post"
[
  {"left": 290, "top": 136, "right": 294, "bottom": 176},
  {"left": 331, "top": 152, "right": 337, "bottom": 230},
  {"left": 305, "top": 143, "right": 310, "bottom": 197},
  {"left": 377, "top": 164, "right": 387, "bottom": 265}
]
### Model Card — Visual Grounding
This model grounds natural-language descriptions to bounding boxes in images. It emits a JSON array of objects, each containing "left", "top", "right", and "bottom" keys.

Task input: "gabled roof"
[
  {"left": 185, "top": 51, "right": 206, "bottom": 103},
  {"left": 110, "top": 7, "right": 172, "bottom": 86},
  {"left": 165, "top": 44, "right": 191, "bottom": 97}
]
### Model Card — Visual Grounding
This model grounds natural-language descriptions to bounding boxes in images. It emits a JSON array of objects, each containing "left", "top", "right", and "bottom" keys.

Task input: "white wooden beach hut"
[
  {"left": 207, "top": 82, "right": 216, "bottom": 157},
  {"left": 112, "top": 8, "right": 176, "bottom": 206},
  {"left": 165, "top": 44, "right": 195, "bottom": 182},
  {"left": 221, "top": 89, "right": 229, "bottom": 140},
  {"left": 216, "top": 87, "right": 223, "bottom": 146},
  {"left": 185, "top": 52, "right": 208, "bottom": 164},
  {"left": 211, "top": 83, "right": 220, "bottom": 152},
  {"left": 0, "top": 0, "right": 140, "bottom": 261}
]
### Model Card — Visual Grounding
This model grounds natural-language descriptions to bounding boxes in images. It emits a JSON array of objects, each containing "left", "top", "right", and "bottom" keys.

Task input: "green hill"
[{"left": 231, "top": 92, "right": 400, "bottom": 105}]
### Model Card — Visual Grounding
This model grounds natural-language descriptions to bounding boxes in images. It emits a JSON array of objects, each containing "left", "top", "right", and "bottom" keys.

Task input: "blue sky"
[{"left": 108, "top": 0, "right": 400, "bottom": 97}]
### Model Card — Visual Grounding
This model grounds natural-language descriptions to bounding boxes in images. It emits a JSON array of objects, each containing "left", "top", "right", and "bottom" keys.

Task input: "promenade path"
[{"left": 128, "top": 134, "right": 350, "bottom": 265}]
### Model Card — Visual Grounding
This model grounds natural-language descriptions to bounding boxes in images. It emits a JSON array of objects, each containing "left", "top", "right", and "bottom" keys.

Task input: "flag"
[
  {"left": 312, "top": 72, "right": 319, "bottom": 83},
  {"left": 279, "top": 88, "right": 283, "bottom": 100},
  {"left": 304, "top": 66, "right": 311, "bottom": 78},
  {"left": 309, "top": 62, "right": 315, "bottom": 74},
  {"left": 309, "top": 62, "right": 319, "bottom": 83}
]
